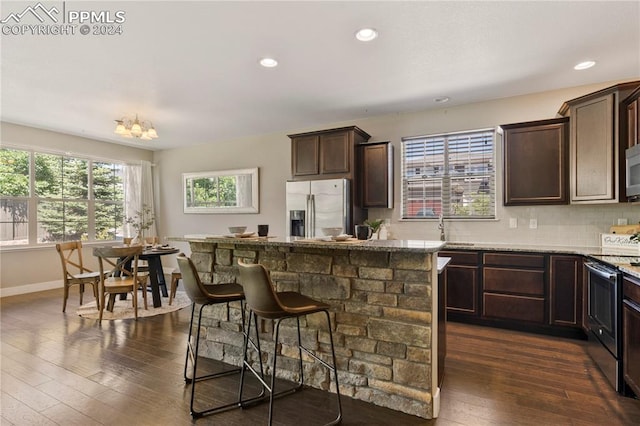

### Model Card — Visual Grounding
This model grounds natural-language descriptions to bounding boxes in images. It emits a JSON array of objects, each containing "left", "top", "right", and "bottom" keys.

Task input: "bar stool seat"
[
  {"left": 238, "top": 260, "right": 342, "bottom": 426},
  {"left": 177, "top": 253, "right": 263, "bottom": 419}
]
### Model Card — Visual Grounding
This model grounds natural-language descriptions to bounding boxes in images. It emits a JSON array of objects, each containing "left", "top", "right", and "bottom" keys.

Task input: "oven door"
[{"left": 586, "top": 262, "right": 620, "bottom": 357}]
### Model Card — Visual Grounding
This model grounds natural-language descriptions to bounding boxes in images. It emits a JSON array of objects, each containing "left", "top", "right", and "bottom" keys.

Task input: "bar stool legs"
[
  {"left": 239, "top": 309, "right": 342, "bottom": 426},
  {"left": 184, "top": 301, "right": 244, "bottom": 418}
]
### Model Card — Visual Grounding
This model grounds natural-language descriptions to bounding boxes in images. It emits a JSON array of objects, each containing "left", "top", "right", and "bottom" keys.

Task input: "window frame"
[
  {"left": 0, "top": 145, "right": 126, "bottom": 248},
  {"left": 401, "top": 127, "right": 499, "bottom": 220}
]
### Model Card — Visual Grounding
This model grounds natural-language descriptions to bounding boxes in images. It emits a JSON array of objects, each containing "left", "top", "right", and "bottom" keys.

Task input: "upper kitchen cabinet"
[
  {"left": 360, "top": 142, "right": 393, "bottom": 208},
  {"left": 289, "top": 126, "right": 371, "bottom": 180},
  {"left": 624, "top": 86, "right": 640, "bottom": 149},
  {"left": 502, "top": 117, "right": 569, "bottom": 205},
  {"left": 558, "top": 81, "right": 640, "bottom": 204}
]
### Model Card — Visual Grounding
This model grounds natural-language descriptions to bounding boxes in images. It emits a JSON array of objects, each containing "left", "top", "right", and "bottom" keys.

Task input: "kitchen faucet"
[{"left": 438, "top": 214, "right": 446, "bottom": 241}]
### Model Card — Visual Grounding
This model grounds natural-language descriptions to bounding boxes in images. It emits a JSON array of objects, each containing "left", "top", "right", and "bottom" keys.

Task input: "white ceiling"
[{"left": 1, "top": 1, "right": 639, "bottom": 151}]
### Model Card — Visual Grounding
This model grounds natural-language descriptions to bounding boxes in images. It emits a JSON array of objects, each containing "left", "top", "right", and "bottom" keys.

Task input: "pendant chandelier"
[{"left": 114, "top": 114, "right": 158, "bottom": 140}]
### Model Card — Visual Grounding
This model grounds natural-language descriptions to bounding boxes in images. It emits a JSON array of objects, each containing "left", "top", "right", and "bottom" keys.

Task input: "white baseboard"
[{"left": 0, "top": 280, "right": 62, "bottom": 298}]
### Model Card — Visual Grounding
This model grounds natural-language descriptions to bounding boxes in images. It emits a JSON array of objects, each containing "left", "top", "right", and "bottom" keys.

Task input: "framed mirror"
[{"left": 183, "top": 167, "right": 259, "bottom": 214}]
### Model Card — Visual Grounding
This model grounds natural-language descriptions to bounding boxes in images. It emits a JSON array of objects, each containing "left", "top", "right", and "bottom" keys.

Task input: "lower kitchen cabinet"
[
  {"left": 623, "top": 274, "right": 640, "bottom": 397},
  {"left": 440, "top": 250, "right": 480, "bottom": 318},
  {"left": 482, "top": 253, "right": 546, "bottom": 324},
  {"left": 443, "top": 249, "right": 585, "bottom": 338},
  {"left": 549, "top": 255, "right": 583, "bottom": 327}
]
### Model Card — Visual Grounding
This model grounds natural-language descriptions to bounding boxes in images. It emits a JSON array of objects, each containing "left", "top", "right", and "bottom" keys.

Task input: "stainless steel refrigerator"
[{"left": 286, "top": 178, "right": 351, "bottom": 239}]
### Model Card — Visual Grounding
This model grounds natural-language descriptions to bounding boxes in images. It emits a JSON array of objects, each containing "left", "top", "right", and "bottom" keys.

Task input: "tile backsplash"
[{"left": 372, "top": 204, "right": 640, "bottom": 247}]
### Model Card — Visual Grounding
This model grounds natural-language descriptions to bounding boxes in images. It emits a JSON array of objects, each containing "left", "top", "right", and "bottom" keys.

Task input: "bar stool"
[
  {"left": 237, "top": 260, "right": 342, "bottom": 426},
  {"left": 177, "top": 253, "right": 262, "bottom": 418}
]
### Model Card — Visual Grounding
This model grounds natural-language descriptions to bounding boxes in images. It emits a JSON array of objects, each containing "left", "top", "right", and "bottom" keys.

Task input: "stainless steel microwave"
[{"left": 627, "top": 144, "right": 640, "bottom": 201}]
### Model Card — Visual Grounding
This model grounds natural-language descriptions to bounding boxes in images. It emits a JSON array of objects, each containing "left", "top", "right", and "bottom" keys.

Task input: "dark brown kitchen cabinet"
[
  {"left": 549, "top": 255, "right": 582, "bottom": 327},
  {"left": 360, "top": 142, "right": 393, "bottom": 208},
  {"left": 482, "top": 253, "right": 546, "bottom": 324},
  {"left": 502, "top": 118, "right": 569, "bottom": 205},
  {"left": 439, "top": 251, "right": 480, "bottom": 318},
  {"left": 289, "top": 126, "right": 371, "bottom": 179},
  {"left": 624, "top": 87, "right": 640, "bottom": 149},
  {"left": 623, "top": 274, "right": 640, "bottom": 397},
  {"left": 558, "top": 81, "right": 639, "bottom": 203}
]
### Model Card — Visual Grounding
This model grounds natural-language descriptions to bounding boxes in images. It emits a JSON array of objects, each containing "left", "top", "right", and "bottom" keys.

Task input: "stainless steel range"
[
  {"left": 585, "top": 255, "right": 640, "bottom": 393},
  {"left": 585, "top": 259, "right": 623, "bottom": 392}
]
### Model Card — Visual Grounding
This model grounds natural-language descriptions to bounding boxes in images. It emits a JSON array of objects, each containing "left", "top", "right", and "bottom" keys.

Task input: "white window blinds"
[{"left": 401, "top": 128, "right": 497, "bottom": 219}]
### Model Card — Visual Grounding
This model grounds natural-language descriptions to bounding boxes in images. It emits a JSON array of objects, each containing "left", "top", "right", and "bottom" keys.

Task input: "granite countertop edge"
[
  {"left": 171, "top": 235, "right": 445, "bottom": 253},
  {"left": 170, "top": 236, "right": 640, "bottom": 276}
]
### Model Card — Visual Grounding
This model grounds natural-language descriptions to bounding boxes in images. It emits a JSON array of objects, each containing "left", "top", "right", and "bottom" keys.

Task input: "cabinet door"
[
  {"left": 503, "top": 118, "right": 568, "bottom": 205},
  {"left": 440, "top": 250, "right": 480, "bottom": 316},
  {"left": 446, "top": 265, "right": 479, "bottom": 315},
  {"left": 549, "top": 255, "right": 582, "bottom": 327},
  {"left": 623, "top": 300, "right": 640, "bottom": 397},
  {"left": 320, "top": 131, "right": 350, "bottom": 175},
  {"left": 292, "top": 135, "right": 319, "bottom": 176},
  {"left": 361, "top": 142, "right": 393, "bottom": 208},
  {"left": 570, "top": 93, "right": 615, "bottom": 202},
  {"left": 628, "top": 99, "right": 638, "bottom": 149}
]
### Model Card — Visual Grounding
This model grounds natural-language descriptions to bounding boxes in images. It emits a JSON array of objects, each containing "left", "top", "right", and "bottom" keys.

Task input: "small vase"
[{"left": 130, "top": 234, "right": 142, "bottom": 246}]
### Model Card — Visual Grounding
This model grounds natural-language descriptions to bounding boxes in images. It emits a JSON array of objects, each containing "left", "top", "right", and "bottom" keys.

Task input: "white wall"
[{"left": 0, "top": 123, "right": 153, "bottom": 294}]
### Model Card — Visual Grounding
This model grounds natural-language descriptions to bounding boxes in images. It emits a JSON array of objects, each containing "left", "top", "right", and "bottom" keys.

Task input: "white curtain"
[{"left": 124, "top": 161, "right": 157, "bottom": 238}]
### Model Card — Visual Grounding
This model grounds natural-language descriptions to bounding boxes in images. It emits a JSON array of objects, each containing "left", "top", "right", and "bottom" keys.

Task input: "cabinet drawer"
[
  {"left": 483, "top": 293, "right": 545, "bottom": 323},
  {"left": 483, "top": 253, "right": 545, "bottom": 268},
  {"left": 440, "top": 250, "right": 480, "bottom": 266},
  {"left": 483, "top": 267, "right": 545, "bottom": 296}
]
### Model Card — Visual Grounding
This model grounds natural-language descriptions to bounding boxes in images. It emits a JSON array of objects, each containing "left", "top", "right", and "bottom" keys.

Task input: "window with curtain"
[
  {"left": 401, "top": 128, "right": 498, "bottom": 219},
  {"left": 0, "top": 147, "right": 125, "bottom": 246}
]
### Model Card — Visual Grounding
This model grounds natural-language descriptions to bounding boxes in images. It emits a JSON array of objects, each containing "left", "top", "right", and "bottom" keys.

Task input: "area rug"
[{"left": 76, "top": 291, "right": 191, "bottom": 320}]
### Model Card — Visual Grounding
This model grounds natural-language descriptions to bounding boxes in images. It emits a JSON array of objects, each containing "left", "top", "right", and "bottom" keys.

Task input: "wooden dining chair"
[
  {"left": 93, "top": 245, "right": 145, "bottom": 321},
  {"left": 55, "top": 241, "right": 101, "bottom": 312}
]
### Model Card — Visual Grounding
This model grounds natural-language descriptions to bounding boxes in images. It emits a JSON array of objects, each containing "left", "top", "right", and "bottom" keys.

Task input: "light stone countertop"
[
  {"left": 174, "top": 235, "right": 445, "bottom": 253},
  {"left": 172, "top": 235, "right": 640, "bottom": 276}
]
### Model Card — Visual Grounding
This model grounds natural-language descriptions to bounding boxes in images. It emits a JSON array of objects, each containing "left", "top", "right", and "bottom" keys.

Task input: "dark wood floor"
[{"left": 2, "top": 288, "right": 640, "bottom": 425}]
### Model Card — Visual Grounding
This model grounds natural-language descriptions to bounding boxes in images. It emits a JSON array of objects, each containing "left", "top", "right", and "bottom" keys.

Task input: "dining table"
[
  {"left": 140, "top": 246, "right": 180, "bottom": 308},
  {"left": 110, "top": 245, "right": 180, "bottom": 310}
]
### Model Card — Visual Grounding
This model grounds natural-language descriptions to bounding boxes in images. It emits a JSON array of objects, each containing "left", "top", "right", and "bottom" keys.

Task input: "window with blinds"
[{"left": 401, "top": 128, "right": 497, "bottom": 219}]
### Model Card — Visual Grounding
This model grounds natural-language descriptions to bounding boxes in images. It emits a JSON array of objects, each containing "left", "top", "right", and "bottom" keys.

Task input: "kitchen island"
[{"left": 173, "top": 235, "right": 444, "bottom": 419}]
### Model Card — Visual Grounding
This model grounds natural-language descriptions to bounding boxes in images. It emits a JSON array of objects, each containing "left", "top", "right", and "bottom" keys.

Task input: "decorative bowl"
[
  {"left": 228, "top": 226, "right": 247, "bottom": 234},
  {"left": 321, "top": 227, "right": 343, "bottom": 237}
]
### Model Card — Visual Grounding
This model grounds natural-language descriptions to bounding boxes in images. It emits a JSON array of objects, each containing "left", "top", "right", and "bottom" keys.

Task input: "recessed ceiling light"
[
  {"left": 434, "top": 96, "right": 450, "bottom": 104},
  {"left": 574, "top": 60, "right": 596, "bottom": 70},
  {"left": 355, "top": 28, "right": 378, "bottom": 42},
  {"left": 259, "top": 57, "right": 278, "bottom": 68}
]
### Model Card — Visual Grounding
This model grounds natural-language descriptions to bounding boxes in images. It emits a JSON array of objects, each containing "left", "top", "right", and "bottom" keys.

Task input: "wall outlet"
[
  {"left": 617, "top": 218, "right": 629, "bottom": 225},
  {"left": 529, "top": 219, "right": 538, "bottom": 229},
  {"left": 509, "top": 218, "right": 518, "bottom": 228}
]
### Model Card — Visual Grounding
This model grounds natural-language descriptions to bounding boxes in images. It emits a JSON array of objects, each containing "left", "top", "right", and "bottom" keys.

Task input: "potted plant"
[
  {"left": 364, "top": 219, "right": 385, "bottom": 240},
  {"left": 125, "top": 204, "right": 155, "bottom": 244}
]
